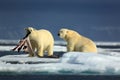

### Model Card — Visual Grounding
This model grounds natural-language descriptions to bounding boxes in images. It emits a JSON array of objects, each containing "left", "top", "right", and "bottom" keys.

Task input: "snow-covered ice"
[
  {"left": 0, "top": 52, "right": 120, "bottom": 75},
  {"left": 0, "top": 41, "right": 120, "bottom": 75}
]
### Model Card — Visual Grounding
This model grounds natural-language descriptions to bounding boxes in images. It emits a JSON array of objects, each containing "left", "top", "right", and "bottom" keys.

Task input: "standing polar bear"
[
  {"left": 58, "top": 28, "right": 97, "bottom": 53},
  {"left": 25, "top": 27, "right": 54, "bottom": 57}
]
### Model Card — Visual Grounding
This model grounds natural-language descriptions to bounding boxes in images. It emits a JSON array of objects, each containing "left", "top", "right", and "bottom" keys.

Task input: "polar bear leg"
[
  {"left": 47, "top": 45, "right": 53, "bottom": 56},
  {"left": 67, "top": 44, "right": 74, "bottom": 52},
  {"left": 81, "top": 46, "right": 97, "bottom": 53},
  {"left": 37, "top": 47, "right": 44, "bottom": 57}
]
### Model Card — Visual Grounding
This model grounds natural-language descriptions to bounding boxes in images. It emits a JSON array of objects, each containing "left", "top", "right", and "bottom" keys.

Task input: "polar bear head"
[
  {"left": 23, "top": 27, "right": 36, "bottom": 39},
  {"left": 58, "top": 28, "right": 79, "bottom": 41},
  {"left": 25, "top": 27, "right": 34, "bottom": 34},
  {"left": 58, "top": 28, "right": 69, "bottom": 39}
]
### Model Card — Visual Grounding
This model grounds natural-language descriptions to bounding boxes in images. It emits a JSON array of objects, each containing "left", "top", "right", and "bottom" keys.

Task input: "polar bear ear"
[
  {"left": 25, "top": 27, "right": 34, "bottom": 32},
  {"left": 66, "top": 30, "right": 69, "bottom": 33},
  {"left": 29, "top": 28, "right": 33, "bottom": 32}
]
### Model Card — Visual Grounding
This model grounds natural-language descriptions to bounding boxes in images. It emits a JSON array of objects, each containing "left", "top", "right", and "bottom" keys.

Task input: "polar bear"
[
  {"left": 25, "top": 27, "right": 54, "bottom": 57},
  {"left": 58, "top": 28, "right": 97, "bottom": 53}
]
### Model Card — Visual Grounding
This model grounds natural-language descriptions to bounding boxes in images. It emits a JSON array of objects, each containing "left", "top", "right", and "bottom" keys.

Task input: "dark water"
[
  {"left": 0, "top": 75, "right": 120, "bottom": 80},
  {"left": 0, "top": 0, "right": 120, "bottom": 41}
]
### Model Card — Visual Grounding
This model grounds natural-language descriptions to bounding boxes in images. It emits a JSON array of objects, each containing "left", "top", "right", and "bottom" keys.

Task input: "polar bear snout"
[
  {"left": 58, "top": 32, "right": 64, "bottom": 38},
  {"left": 58, "top": 33, "right": 60, "bottom": 36},
  {"left": 58, "top": 29, "right": 67, "bottom": 38}
]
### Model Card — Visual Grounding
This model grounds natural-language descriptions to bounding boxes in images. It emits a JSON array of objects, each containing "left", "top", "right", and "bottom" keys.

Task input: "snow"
[
  {"left": 0, "top": 41, "right": 120, "bottom": 75},
  {"left": 0, "top": 46, "right": 14, "bottom": 51},
  {"left": 0, "top": 45, "right": 67, "bottom": 52},
  {"left": 0, "top": 52, "right": 120, "bottom": 75},
  {"left": 0, "top": 54, "right": 60, "bottom": 63},
  {"left": 60, "top": 52, "right": 120, "bottom": 74}
]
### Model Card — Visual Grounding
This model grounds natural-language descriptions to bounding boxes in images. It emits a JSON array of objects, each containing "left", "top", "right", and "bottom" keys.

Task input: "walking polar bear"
[
  {"left": 58, "top": 28, "right": 97, "bottom": 53},
  {"left": 25, "top": 27, "right": 54, "bottom": 57}
]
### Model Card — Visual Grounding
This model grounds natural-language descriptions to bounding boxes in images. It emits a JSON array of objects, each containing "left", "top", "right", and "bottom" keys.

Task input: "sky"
[{"left": 0, "top": 0, "right": 120, "bottom": 41}]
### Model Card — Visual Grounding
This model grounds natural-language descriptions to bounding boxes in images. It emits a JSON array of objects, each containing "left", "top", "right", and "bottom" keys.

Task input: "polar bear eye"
[
  {"left": 30, "top": 29, "right": 32, "bottom": 32},
  {"left": 60, "top": 31, "right": 63, "bottom": 33}
]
